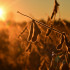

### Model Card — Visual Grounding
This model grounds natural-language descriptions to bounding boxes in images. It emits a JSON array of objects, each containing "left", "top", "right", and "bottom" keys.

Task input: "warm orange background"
[{"left": 0, "top": 0, "right": 70, "bottom": 22}]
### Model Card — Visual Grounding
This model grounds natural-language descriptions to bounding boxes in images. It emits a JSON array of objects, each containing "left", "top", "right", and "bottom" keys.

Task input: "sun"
[
  {"left": 0, "top": 8, "right": 4, "bottom": 18},
  {"left": 0, "top": 9, "right": 3, "bottom": 15},
  {"left": 0, "top": 8, "right": 6, "bottom": 21}
]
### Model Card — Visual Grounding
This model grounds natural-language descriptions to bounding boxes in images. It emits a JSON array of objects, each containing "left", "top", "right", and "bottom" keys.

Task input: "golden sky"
[{"left": 0, "top": 0, "right": 70, "bottom": 22}]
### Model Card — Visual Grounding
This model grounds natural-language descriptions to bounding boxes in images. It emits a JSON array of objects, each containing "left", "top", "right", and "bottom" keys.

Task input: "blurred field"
[{"left": 0, "top": 19, "right": 70, "bottom": 70}]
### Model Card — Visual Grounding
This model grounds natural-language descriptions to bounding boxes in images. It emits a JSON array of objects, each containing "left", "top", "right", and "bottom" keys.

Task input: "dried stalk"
[{"left": 17, "top": 11, "right": 63, "bottom": 35}]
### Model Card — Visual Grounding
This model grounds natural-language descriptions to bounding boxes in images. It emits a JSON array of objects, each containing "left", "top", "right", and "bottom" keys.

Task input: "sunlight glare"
[{"left": 0, "top": 8, "right": 6, "bottom": 21}]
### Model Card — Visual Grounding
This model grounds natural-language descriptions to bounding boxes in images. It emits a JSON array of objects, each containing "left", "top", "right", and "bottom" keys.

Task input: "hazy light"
[{"left": 0, "top": 8, "right": 6, "bottom": 21}]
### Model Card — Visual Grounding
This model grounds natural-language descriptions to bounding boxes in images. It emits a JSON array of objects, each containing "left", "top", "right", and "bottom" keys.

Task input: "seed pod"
[
  {"left": 55, "top": 0, "right": 59, "bottom": 6},
  {"left": 27, "top": 23, "right": 33, "bottom": 41},
  {"left": 26, "top": 43, "right": 32, "bottom": 52},
  {"left": 65, "top": 34, "right": 70, "bottom": 48},
  {"left": 57, "top": 34, "right": 64, "bottom": 49},
  {"left": 32, "top": 20, "right": 41, "bottom": 42},
  {"left": 46, "top": 28, "right": 51, "bottom": 36},
  {"left": 51, "top": 0, "right": 59, "bottom": 19}
]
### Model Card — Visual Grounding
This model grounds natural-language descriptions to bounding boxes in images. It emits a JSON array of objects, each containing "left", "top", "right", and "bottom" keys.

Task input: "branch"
[{"left": 17, "top": 11, "right": 63, "bottom": 34}]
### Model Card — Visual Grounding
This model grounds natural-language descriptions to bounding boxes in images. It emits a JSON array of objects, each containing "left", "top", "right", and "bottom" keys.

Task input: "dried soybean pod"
[
  {"left": 27, "top": 22, "right": 33, "bottom": 41},
  {"left": 63, "top": 33, "right": 70, "bottom": 52},
  {"left": 51, "top": 12, "right": 54, "bottom": 19},
  {"left": 46, "top": 24, "right": 53, "bottom": 36},
  {"left": 57, "top": 34, "right": 64, "bottom": 49},
  {"left": 32, "top": 20, "right": 41, "bottom": 42},
  {"left": 61, "top": 34, "right": 64, "bottom": 44},
  {"left": 65, "top": 34, "right": 70, "bottom": 48},
  {"left": 57, "top": 44, "right": 62, "bottom": 50},
  {"left": 55, "top": 0, "right": 59, "bottom": 6},
  {"left": 26, "top": 43, "right": 32, "bottom": 52},
  {"left": 51, "top": 0, "right": 59, "bottom": 19},
  {"left": 46, "top": 28, "right": 51, "bottom": 36}
]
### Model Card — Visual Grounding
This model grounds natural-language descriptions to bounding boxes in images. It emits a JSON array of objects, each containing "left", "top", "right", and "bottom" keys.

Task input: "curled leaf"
[{"left": 32, "top": 20, "right": 41, "bottom": 42}]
